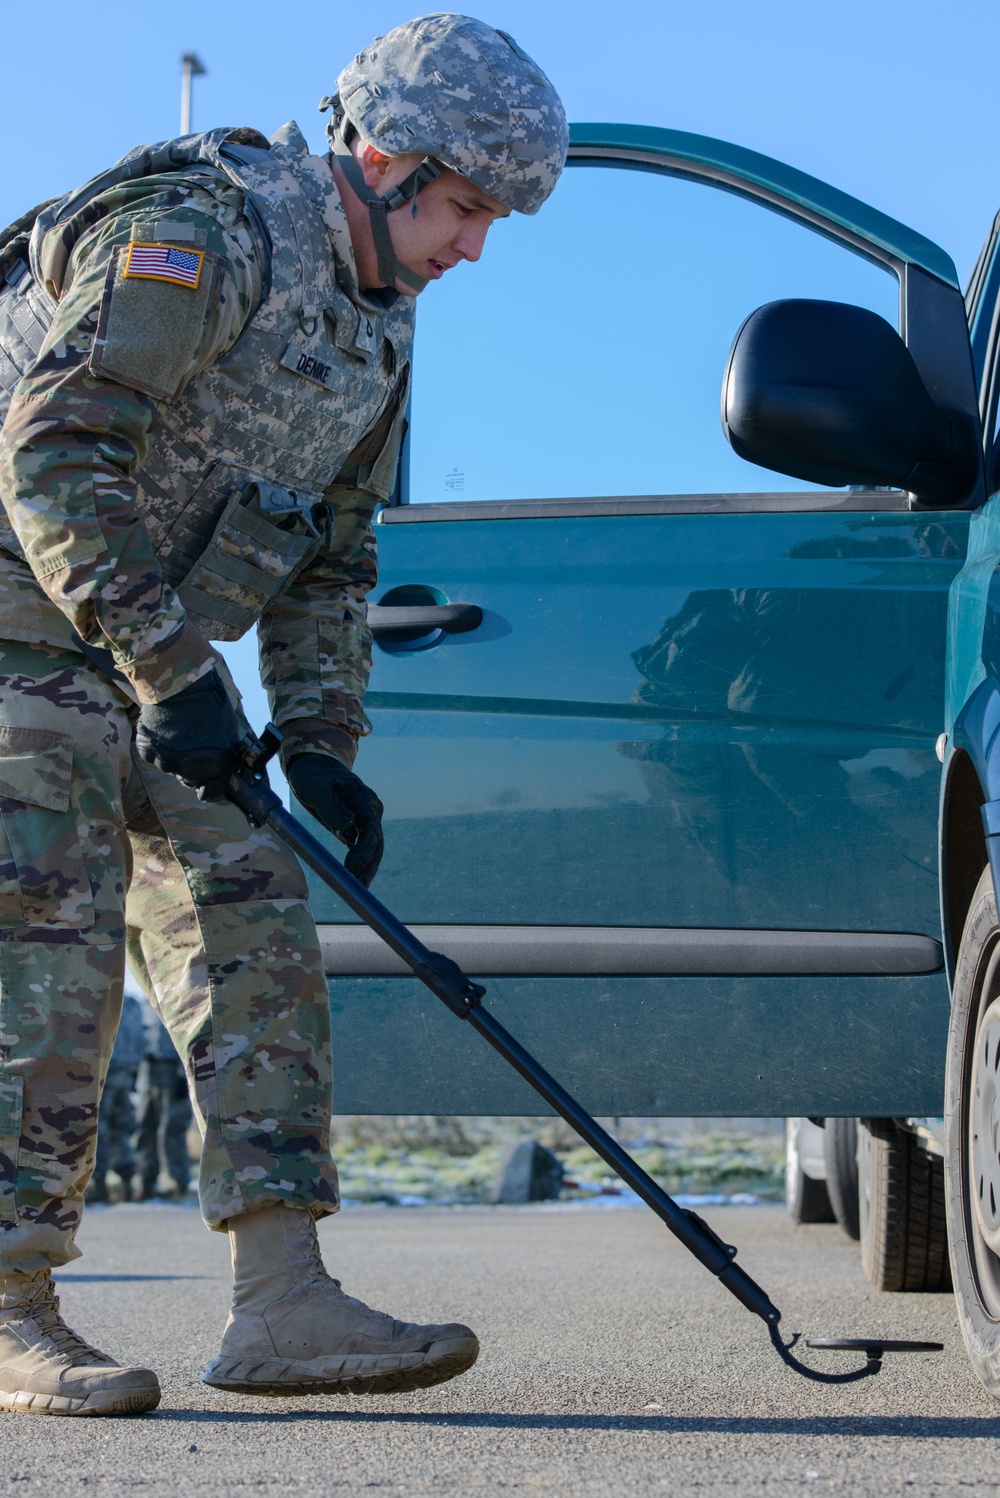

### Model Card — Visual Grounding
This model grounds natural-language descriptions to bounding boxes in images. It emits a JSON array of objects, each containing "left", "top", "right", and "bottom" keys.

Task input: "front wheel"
[{"left": 945, "top": 863, "right": 1000, "bottom": 1396}]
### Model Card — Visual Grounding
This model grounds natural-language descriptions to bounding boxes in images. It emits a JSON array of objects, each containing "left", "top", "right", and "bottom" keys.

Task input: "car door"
[{"left": 309, "top": 125, "right": 982, "bottom": 1118}]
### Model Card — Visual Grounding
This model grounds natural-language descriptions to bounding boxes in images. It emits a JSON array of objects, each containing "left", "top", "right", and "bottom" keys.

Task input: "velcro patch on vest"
[
  {"left": 123, "top": 242, "right": 205, "bottom": 290},
  {"left": 90, "top": 244, "right": 221, "bottom": 403},
  {"left": 280, "top": 342, "right": 350, "bottom": 391}
]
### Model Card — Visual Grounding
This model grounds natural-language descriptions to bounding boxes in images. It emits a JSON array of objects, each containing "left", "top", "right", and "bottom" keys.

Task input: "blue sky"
[
  {"left": 5, "top": 1, "right": 999, "bottom": 279},
  {"left": 4, "top": 1, "right": 999, "bottom": 751}
]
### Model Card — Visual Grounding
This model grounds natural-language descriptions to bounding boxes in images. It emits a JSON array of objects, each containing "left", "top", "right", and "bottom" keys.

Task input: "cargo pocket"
[
  {"left": 0, "top": 726, "right": 94, "bottom": 930},
  {"left": 0, "top": 1073, "right": 22, "bottom": 1220},
  {"left": 177, "top": 482, "right": 325, "bottom": 641}
]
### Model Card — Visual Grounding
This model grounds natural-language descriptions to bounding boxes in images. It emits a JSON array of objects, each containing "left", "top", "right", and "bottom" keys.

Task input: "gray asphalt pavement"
[{"left": 2, "top": 1201, "right": 999, "bottom": 1496}]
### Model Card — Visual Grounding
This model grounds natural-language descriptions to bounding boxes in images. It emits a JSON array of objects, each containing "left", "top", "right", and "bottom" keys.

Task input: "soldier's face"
[
  {"left": 386, "top": 166, "right": 510, "bottom": 295},
  {"left": 360, "top": 146, "right": 510, "bottom": 295}
]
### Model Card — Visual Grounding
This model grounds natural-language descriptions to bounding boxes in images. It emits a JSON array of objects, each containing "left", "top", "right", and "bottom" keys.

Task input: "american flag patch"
[{"left": 123, "top": 241, "right": 205, "bottom": 289}]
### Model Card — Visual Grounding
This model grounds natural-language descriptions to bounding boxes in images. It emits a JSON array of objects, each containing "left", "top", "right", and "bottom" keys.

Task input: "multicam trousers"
[{"left": 0, "top": 639, "right": 339, "bottom": 1273}]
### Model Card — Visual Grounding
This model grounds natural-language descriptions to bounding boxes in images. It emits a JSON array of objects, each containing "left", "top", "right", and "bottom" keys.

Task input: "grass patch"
[{"left": 330, "top": 1117, "right": 784, "bottom": 1206}]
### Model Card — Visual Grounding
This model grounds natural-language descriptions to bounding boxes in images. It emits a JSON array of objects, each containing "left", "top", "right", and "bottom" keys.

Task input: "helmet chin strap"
[{"left": 333, "top": 126, "right": 444, "bottom": 295}]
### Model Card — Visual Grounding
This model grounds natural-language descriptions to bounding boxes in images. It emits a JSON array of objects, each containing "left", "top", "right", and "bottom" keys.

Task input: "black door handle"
[{"left": 368, "top": 602, "right": 483, "bottom": 637}]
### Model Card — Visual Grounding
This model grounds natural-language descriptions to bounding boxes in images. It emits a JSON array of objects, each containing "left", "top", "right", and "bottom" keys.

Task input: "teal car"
[{"left": 302, "top": 124, "right": 1000, "bottom": 1394}]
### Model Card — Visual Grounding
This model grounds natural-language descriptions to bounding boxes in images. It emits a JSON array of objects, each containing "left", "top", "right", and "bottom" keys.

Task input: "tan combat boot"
[
  {"left": 0, "top": 1270, "right": 160, "bottom": 1416},
  {"left": 203, "top": 1205, "right": 479, "bottom": 1397}
]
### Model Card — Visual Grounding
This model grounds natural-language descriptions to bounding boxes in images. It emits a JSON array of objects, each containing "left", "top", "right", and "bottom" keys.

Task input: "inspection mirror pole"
[
  {"left": 180, "top": 52, "right": 206, "bottom": 135},
  {"left": 222, "top": 724, "right": 945, "bottom": 1388}
]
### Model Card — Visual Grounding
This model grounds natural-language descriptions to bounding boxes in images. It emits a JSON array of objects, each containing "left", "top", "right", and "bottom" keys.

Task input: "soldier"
[
  {"left": 135, "top": 1006, "right": 194, "bottom": 1201},
  {"left": 0, "top": 14, "right": 566, "bottom": 1416},
  {"left": 86, "top": 989, "right": 146, "bottom": 1205}
]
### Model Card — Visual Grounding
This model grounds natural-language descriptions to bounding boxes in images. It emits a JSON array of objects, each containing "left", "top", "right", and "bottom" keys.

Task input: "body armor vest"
[{"left": 0, "top": 126, "right": 413, "bottom": 640}]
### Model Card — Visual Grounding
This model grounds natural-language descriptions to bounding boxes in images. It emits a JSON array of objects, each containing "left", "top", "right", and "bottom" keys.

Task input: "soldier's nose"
[{"left": 456, "top": 219, "right": 492, "bottom": 264}]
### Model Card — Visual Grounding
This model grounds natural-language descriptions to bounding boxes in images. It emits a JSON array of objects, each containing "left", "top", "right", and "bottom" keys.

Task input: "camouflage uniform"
[
  {"left": 0, "top": 12, "right": 567, "bottom": 1297},
  {"left": 0, "top": 120, "right": 413, "bottom": 1272}
]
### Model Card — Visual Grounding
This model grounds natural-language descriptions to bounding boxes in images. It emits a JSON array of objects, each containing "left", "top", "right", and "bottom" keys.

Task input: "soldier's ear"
[{"left": 358, "top": 144, "right": 395, "bottom": 191}]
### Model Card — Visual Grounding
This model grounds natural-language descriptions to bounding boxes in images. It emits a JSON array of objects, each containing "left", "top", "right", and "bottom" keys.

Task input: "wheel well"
[{"left": 943, "top": 748, "right": 988, "bottom": 975}]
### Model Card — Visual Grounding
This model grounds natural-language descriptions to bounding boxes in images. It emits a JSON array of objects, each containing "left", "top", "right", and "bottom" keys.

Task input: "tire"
[
  {"left": 785, "top": 1117, "right": 835, "bottom": 1223},
  {"left": 824, "top": 1116, "right": 860, "bottom": 1240},
  {"left": 945, "top": 862, "right": 1000, "bottom": 1396},
  {"left": 858, "top": 1118, "right": 950, "bottom": 1291}
]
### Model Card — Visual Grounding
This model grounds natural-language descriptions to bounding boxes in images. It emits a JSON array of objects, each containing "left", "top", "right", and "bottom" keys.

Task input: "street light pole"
[{"left": 180, "top": 52, "right": 206, "bottom": 135}]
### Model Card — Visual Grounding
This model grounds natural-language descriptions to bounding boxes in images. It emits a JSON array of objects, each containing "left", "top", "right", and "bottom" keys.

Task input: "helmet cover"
[{"left": 332, "top": 13, "right": 568, "bottom": 215}]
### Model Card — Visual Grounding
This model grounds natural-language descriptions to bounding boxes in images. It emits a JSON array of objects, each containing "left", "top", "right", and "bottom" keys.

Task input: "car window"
[{"left": 406, "top": 162, "right": 899, "bottom": 504}]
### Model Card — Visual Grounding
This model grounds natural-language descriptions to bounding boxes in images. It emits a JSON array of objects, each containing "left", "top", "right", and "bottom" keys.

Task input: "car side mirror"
[{"left": 721, "top": 298, "right": 980, "bottom": 506}]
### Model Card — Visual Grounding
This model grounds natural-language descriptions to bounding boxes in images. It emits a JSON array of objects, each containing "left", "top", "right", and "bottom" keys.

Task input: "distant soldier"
[
  {"left": 0, "top": 14, "right": 565, "bottom": 1415},
  {"left": 136, "top": 1009, "right": 194, "bottom": 1200},
  {"left": 86, "top": 991, "right": 146, "bottom": 1205}
]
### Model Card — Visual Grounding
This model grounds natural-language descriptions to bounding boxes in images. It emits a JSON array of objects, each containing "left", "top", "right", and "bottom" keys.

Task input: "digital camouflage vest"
[{"left": 0, "top": 126, "right": 412, "bottom": 641}]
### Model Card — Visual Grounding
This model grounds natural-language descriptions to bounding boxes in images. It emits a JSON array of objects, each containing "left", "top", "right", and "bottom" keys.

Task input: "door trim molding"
[
  {"left": 378, "top": 490, "right": 909, "bottom": 523},
  {"left": 318, "top": 925, "right": 943, "bottom": 978}
]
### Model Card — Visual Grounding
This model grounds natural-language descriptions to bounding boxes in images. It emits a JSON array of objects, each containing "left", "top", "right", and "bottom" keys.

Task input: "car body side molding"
[{"left": 319, "top": 925, "right": 943, "bottom": 978}]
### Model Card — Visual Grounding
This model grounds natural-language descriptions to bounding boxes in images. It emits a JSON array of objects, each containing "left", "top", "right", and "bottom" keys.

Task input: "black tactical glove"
[
  {"left": 287, "top": 753, "right": 384, "bottom": 887},
  {"left": 135, "top": 670, "right": 242, "bottom": 801}
]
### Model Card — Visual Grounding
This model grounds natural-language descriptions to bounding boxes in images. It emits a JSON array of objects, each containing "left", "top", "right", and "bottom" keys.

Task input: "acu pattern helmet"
[{"left": 320, "top": 12, "right": 568, "bottom": 294}]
